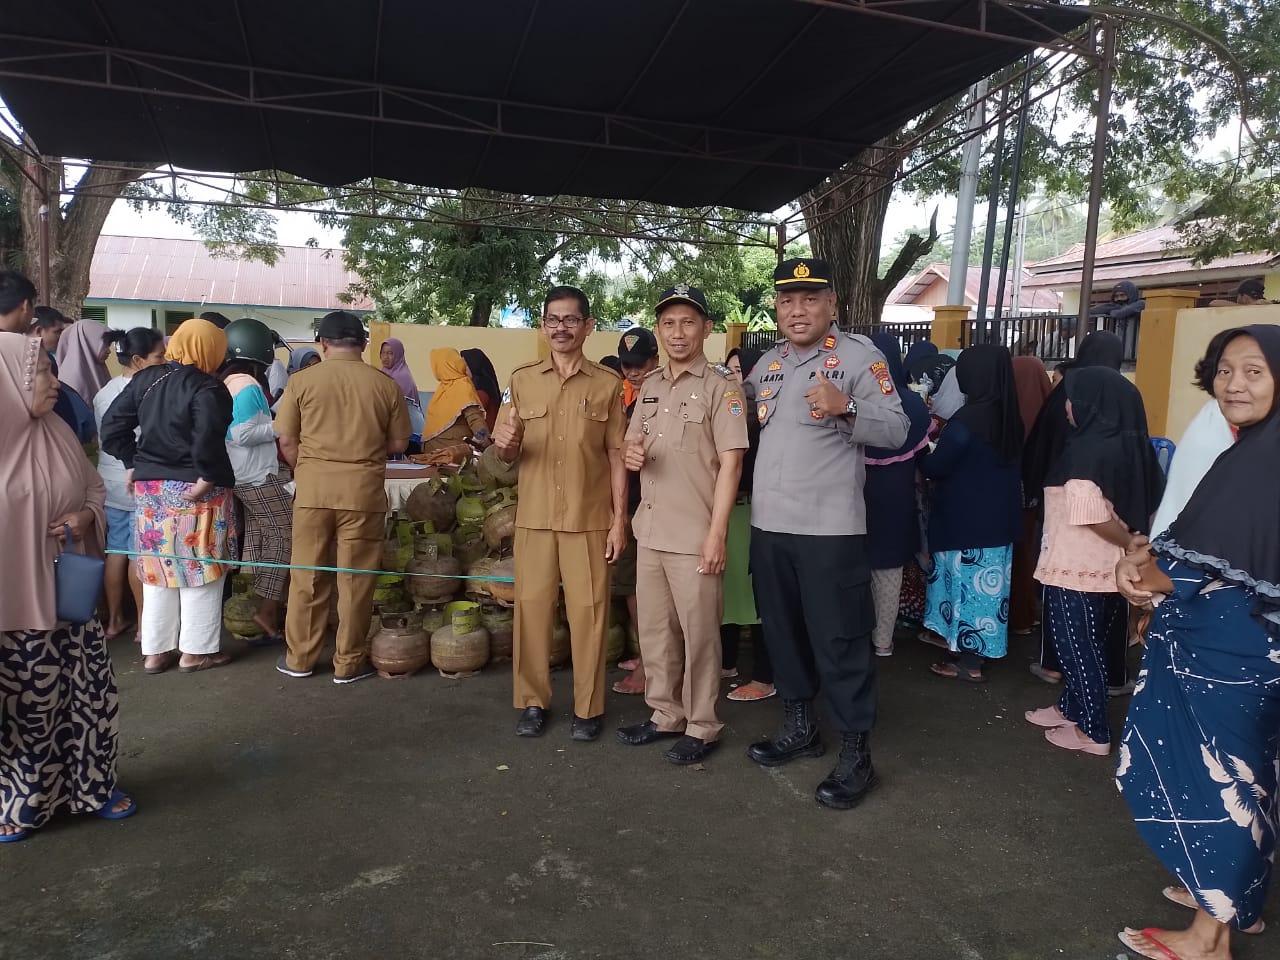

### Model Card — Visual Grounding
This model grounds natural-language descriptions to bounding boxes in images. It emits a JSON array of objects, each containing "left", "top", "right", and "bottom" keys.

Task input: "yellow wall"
[
  {"left": 1158, "top": 303, "right": 1280, "bottom": 442},
  {"left": 367, "top": 322, "right": 727, "bottom": 392}
]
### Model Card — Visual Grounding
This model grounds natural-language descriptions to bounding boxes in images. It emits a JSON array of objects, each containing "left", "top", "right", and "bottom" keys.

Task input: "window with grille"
[{"left": 80, "top": 305, "right": 108, "bottom": 323}]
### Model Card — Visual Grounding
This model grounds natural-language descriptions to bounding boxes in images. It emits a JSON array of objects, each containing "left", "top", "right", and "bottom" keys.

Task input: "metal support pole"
[
  {"left": 975, "top": 84, "right": 1009, "bottom": 324},
  {"left": 37, "top": 160, "right": 51, "bottom": 300},
  {"left": 776, "top": 219, "right": 787, "bottom": 266},
  {"left": 1077, "top": 21, "right": 1116, "bottom": 348},
  {"left": 994, "top": 57, "right": 1033, "bottom": 323},
  {"left": 947, "top": 81, "right": 986, "bottom": 307}
]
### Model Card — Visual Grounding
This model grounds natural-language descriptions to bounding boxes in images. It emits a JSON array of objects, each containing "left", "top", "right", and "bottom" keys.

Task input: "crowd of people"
[{"left": 2, "top": 263, "right": 1278, "bottom": 959}]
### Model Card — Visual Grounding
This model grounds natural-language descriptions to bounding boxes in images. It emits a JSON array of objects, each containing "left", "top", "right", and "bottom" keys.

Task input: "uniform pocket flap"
[
  {"left": 580, "top": 405, "right": 610, "bottom": 422},
  {"left": 520, "top": 403, "right": 549, "bottom": 419},
  {"left": 680, "top": 407, "right": 706, "bottom": 424}
]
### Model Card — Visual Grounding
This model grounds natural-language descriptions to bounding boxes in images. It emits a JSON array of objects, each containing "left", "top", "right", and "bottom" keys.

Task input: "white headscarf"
[{"left": 930, "top": 366, "right": 966, "bottom": 420}]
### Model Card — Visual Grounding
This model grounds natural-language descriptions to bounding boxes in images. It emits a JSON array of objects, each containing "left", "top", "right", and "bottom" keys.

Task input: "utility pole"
[{"left": 947, "top": 81, "right": 987, "bottom": 308}]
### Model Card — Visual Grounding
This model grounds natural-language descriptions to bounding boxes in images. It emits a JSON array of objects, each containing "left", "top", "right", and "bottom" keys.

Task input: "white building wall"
[{"left": 85, "top": 300, "right": 362, "bottom": 341}]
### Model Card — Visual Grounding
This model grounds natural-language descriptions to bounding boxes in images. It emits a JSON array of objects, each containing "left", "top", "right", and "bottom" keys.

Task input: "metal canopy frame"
[{"left": 0, "top": 0, "right": 1123, "bottom": 312}]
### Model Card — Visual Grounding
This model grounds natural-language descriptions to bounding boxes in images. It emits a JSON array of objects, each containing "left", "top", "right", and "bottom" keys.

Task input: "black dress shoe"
[
  {"left": 570, "top": 714, "right": 604, "bottom": 742},
  {"left": 664, "top": 735, "right": 719, "bottom": 765},
  {"left": 615, "top": 720, "right": 682, "bottom": 746},
  {"left": 814, "top": 732, "right": 878, "bottom": 810},
  {"left": 515, "top": 706, "right": 548, "bottom": 738},
  {"left": 746, "top": 698, "right": 824, "bottom": 767}
]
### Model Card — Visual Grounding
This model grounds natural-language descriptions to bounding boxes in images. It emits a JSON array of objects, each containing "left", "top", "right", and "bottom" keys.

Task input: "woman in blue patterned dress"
[
  {"left": 1115, "top": 325, "right": 1280, "bottom": 959},
  {"left": 919, "top": 344, "right": 1023, "bottom": 682}
]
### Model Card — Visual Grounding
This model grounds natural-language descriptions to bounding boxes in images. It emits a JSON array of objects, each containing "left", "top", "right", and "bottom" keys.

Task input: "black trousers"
[
  {"left": 720, "top": 624, "right": 774, "bottom": 684},
  {"left": 749, "top": 528, "right": 877, "bottom": 733}
]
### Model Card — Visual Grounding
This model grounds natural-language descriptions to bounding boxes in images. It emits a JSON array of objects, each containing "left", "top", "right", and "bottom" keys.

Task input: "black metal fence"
[
  {"left": 738, "top": 321, "right": 933, "bottom": 359},
  {"left": 962, "top": 314, "right": 1139, "bottom": 365}
]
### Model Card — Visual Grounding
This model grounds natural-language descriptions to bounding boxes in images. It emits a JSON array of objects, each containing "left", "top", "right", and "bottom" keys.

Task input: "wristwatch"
[{"left": 844, "top": 396, "right": 859, "bottom": 418}]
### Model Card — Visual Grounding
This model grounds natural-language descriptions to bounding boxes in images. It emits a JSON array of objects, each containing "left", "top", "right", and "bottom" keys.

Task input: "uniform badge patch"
[
  {"left": 757, "top": 402, "right": 769, "bottom": 423},
  {"left": 500, "top": 387, "right": 512, "bottom": 404},
  {"left": 728, "top": 397, "right": 743, "bottom": 417},
  {"left": 822, "top": 334, "right": 838, "bottom": 350},
  {"left": 767, "top": 360, "right": 782, "bottom": 372},
  {"left": 623, "top": 334, "right": 639, "bottom": 352},
  {"left": 870, "top": 360, "right": 894, "bottom": 395},
  {"left": 760, "top": 387, "right": 773, "bottom": 399},
  {"left": 823, "top": 354, "right": 841, "bottom": 370}
]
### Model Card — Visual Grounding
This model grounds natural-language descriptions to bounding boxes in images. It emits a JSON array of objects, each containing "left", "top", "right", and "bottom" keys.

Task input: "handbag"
[{"left": 54, "top": 523, "right": 106, "bottom": 625}]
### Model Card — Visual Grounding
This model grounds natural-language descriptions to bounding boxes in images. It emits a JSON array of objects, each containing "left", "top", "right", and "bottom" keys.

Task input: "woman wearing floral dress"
[
  {"left": 919, "top": 344, "right": 1022, "bottom": 682},
  {"left": 100, "top": 318, "right": 237, "bottom": 675},
  {"left": 1115, "top": 325, "right": 1280, "bottom": 959},
  {"left": 1, "top": 334, "right": 135, "bottom": 842}
]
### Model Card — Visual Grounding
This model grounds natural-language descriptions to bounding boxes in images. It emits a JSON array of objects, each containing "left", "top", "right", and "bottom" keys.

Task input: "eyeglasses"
[{"left": 542, "top": 315, "right": 586, "bottom": 329}]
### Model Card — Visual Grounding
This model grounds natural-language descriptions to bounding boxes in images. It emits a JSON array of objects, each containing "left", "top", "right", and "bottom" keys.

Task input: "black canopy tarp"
[{"left": 0, "top": 0, "right": 1088, "bottom": 211}]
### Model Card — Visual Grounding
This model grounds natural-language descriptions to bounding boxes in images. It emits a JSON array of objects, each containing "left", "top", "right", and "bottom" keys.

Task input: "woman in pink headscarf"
[
  {"left": 54, "top": 318, "right": 113, "bottom": 404},
  {"left": 0, "top": 333, "right": 136, "bottom": 843},
  {"left": 379, "top": 337, "right": 424, "bottom": 437}
]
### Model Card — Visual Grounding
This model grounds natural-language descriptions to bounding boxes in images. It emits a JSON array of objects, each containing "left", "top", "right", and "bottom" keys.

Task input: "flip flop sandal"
[
  {"left": 611, "top": 678, "right": 646, "bottom": 695},
  {"left": 1160, "top": 887, "right": 1266, "bottom": 934},
  {"left": 727, "top": 683, "right": 777, "bottom": 702},
  {"left": 92, "top": 788, "right": 137, "bottom": 821},
  {"left": 179, "top": 653, "right": 232, "bottom": 674},
  {"left": 0, "top": 826, "right": 30, "bottom": 843},
  {"left": 917, "top": 631, "right": 949, "bottom": 651},
  {"left": 143, "top": 652, "right": 178, "bottom": 675},
  {"left": 245, "top": 633, "right": 284, "bottom": 648},
  {"left": 929, "top": 662, "right": 986, "bottom": 684},
  {"left": 1118, "top": 928, "right": 1183, "bottom": 960}
]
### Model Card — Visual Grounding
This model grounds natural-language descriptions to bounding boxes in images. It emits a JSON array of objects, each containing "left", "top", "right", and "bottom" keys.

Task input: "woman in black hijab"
[
  {"left": 1022, "top": 329, "right": 1126, "bottom": 685},
  {"left": 864, "top": 333, "right": 933, "bottom": 656},
  {"left": 1024, "top": 367, "right": 1162, "bottom": 756},
  {"left": 1115, "top": 325, "right": 1280, "bottom": 958},
  {"left": 918, "top": 344, "right": 1023, "bottom": 681},
  {"left": 461, "top": 348, "right": 501, "bottom": 433}
]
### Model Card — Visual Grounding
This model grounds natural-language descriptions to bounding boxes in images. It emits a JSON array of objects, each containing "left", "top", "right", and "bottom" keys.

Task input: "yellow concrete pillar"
[
  {"left": 1133, "top": 288, "right": 1200, "bottom": 438},
  {"left": 367, "top": 319, "right": 391, "bottom": 368},
  {"left": 724, "top": 322, "right": 746, "bottom": 353},
  {"left": 931, "top": 305, "right": 970, "bottom": 351}
]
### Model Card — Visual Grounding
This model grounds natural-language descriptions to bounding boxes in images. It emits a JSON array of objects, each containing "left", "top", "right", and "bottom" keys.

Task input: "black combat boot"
[
  {"left": 814, "top": 732, "right": 878, "bottom": 810},
  {"left": 746, "top": 699, "right": 823, "bottom": 767}
]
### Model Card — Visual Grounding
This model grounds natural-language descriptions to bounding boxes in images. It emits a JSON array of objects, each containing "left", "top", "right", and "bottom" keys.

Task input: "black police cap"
[
  {"left": 774, "top": 257, "right": 832, "bottom": 291},
  {"left": 654, "top": 283, "right": 710, "bottom": 317}
]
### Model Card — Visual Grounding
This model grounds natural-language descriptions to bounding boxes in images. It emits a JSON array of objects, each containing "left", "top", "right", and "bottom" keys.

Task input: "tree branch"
[{"left": 875, "top": 206, "right": 939, "bottom": 298}]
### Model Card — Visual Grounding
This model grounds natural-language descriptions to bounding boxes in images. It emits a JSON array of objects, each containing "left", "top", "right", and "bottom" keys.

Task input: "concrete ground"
[{"left": 2, "top": 628, "right": 1273, "bottom": 960}]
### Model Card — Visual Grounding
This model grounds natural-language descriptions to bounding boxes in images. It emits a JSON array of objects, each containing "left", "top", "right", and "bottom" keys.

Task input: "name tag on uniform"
[{"left": 642, "top": 397, "right": 658, "bottom": 403}]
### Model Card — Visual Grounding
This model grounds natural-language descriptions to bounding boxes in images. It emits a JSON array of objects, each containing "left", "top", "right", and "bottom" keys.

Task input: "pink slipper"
[
  {"left": 1024, "top": 704, "right": 1070, "bottom": 728},
  {"left": 1045, "top": 724, "right": 1110, "bottom": 756}
]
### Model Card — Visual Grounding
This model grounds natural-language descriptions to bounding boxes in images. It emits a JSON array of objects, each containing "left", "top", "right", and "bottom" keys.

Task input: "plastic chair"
[{"left": 1151, "top": 437, "right": 1176, "bottom": 474}]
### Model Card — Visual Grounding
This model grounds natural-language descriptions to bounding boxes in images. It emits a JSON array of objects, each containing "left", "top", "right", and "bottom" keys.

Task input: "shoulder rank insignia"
[
  {"left": 709, "top": 362, "right": 733, "bottom": 378},
  {"left": 822, "top": 334, "right": 838, "bottom": 350},
  {"left": 767, "top": 360, "right": 782, "bottom": 372}
]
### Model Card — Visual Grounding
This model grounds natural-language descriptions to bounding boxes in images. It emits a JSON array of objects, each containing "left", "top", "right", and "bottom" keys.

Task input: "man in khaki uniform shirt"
[
  {"left": 491, "top": 285, "right": 628, "bottom": 741},
  {"left": 616, "top": 286, "right": 747, "bottom": 765},
  {"left": 275, "top": 311, "right": 411, "bottom": 683}
]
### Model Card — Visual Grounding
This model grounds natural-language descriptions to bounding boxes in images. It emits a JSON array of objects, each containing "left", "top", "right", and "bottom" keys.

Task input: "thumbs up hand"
[
  {"left": 493, "top": 406, "right": 524, "bottom": 462},
  {"left": 623, "top": 436, "right": 646, "bottom": 472},
  {"left": 804, "top": 371, "right": 848, "bottom": 420}
]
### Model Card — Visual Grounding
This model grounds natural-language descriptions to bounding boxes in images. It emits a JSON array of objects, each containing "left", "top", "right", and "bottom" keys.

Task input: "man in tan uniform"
[
  {"left": 615, "top": 286, "right": 747, "bottom": 764},
  {"left": 491, "top": 285, "right": 628, "bottom": 741},
  {"left": 275, "top": 311, "right": 411, "bottom": 683}
]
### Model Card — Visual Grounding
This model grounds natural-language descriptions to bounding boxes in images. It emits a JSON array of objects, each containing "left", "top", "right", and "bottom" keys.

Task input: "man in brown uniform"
[
  {"left": 491, "top": 285, "right": 628, "bottom": 740},
  {"left": 275, "top": 311, "right": 411, "bottom": 683},
  {"left": 614, "top": 286, "right": 748, "bottom": 764}
]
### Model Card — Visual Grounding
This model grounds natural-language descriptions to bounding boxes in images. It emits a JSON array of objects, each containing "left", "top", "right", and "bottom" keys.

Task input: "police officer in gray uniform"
[{"left": 746, "top": 257, "right": 909, "bottom": 810}]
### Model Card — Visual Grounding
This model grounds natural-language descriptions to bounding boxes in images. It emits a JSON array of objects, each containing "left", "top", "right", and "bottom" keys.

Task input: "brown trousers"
[
  {"left": 285, "top": 506, "right": 383, "bottom": 677},
  {"left": 636, "top": 546, "right": 724, "bottom": 741},
  {"left": 513, "top": 527, "right": 610, "bottom": 718}
]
